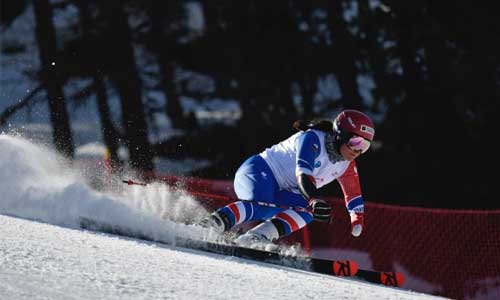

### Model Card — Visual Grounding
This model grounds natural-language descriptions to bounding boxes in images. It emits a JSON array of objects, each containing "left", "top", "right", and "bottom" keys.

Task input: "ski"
[
  {"left": 79, "top": 217, "right": 404, "bottom": 287},
  {"left": 174, "top": 237, "right": 404, "bottom": 287},
  {"left": 357, "top": 269, "right": 405, "bottom": 287},
  {"left": 175, "top": 236, "right": 356, "bottom": 274}
]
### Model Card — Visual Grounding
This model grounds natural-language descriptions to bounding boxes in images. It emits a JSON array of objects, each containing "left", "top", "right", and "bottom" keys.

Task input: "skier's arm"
[
  {"left": 295, "top": 131, "right": 331, "bottom": 222},
  {"left": 337, "top": 161, "right": 365, "bottom": 237},
  {"left": 295, "top": 131, "right": 320, "bottom": 199}
]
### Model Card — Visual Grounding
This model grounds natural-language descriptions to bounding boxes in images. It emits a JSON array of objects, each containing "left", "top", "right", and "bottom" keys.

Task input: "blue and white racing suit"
[{"left": 215, "top": 129, "right": 364, "bottom": 240}]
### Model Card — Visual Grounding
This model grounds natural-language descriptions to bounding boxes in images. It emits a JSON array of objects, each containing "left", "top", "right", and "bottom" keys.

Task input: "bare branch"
[{"left": 0, "top": 84, "right": 45, "bottom": 126}]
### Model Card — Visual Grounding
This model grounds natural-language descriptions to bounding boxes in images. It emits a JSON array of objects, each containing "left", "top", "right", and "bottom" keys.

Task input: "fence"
[{"left": 150, "top": 173, "right": 500, "bottom": 300}]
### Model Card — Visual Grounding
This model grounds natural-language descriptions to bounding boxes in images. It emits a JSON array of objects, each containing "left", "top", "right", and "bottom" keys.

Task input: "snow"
[{"left": 0, "top": 133, "right": 450, "bottom": 300}]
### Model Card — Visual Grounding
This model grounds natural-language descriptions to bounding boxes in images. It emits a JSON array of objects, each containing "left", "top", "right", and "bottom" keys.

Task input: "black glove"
[{"left": 308, "top": 198, "right": 332, "bottom": 222}]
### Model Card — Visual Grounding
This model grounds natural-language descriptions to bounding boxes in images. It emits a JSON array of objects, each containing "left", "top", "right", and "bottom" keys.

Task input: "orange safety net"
[{"left": 149, "top": 173, "right": 500, "bottom": 300}]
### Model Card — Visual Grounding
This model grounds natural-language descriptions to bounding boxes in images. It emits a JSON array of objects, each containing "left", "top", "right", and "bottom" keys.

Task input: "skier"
[{"left": 204, "top": 109, "right": 375, "bottom": 245}]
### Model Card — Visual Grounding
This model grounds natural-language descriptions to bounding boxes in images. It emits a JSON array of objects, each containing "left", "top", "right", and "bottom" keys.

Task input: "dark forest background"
[{"left": 1, "top": 0, "right": 499, "bottom": 209}]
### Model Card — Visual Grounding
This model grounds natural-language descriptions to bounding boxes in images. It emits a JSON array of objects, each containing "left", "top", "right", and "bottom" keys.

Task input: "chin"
[{"left": 342, "top": 155, "right": 354, "bottom": 161}]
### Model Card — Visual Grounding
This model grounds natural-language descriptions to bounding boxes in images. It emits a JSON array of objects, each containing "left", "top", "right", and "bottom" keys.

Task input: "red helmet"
[{"left": 333, "top": 110, "right": 375, "bottom": 141}]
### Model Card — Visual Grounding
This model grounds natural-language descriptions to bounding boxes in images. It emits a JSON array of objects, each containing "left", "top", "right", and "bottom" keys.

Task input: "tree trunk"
[
  {"left": 356, "top": 0, "right": 396, "bottom": 112},
  {"left": 75, "top": 0, "right": 122, "bottom": 170},
  {"left": 101, "top": 0, "right": 154, "bottom": 172},
  {"left": 325, "top": 0, "right": 364, "bottom": 110},
  {"left": 159, "top": 59, "right": 186, "bottom": 129},
  {"left": 93, "top": 75, "right": 122, "bottom": 169},
  {"left": 33, "top": 0, "right": 74, "bottom": 158},
  {"left": 148, "top": 2, "right": 187, "bottom": 129}
]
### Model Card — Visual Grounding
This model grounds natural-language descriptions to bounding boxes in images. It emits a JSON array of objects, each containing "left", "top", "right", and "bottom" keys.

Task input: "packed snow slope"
[{"left": 0, "top": 134, "right": 450, "bottom": 300}]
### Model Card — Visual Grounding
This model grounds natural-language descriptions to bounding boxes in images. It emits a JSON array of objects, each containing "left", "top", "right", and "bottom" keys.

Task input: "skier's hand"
[
  {"left": 309, "top": 198, "right": 332, "bottom": 222},
  {"left": 350, "top": 212, "right": 364, "bottom": 237}
]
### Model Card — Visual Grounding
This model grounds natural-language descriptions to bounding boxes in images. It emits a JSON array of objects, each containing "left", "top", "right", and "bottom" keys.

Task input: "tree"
[
  {"left": 145, "top": 1, "right": 190, "bottom": 129},
  {"left": 33, "top": 0, "right": 74, "bottom": 158},
  {"left": 74, "top": 0, "right": 122, "bottom": 170},
  {"left": 324, "top": 0, "right": 364, "bottom": 110},
  {"left": 99, "top": 0, "right": 154, "bottom": 172}
]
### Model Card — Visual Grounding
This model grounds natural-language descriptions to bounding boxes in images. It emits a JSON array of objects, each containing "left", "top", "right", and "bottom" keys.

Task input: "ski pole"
[
  {"left": 122, "top": 179, "right": 148, "bottom": 186},
  {"left": 121, "top": 179, "right": 312, "bottom": 213},
  {"left": 187, "top": 190, "right": 312, "bottom": 213}
]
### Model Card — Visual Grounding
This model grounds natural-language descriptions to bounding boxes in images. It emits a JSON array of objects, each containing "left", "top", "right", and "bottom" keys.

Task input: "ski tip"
[
  {"left": 332, "top": 260, "right": 359, "bottom": 276},
  {"left": 380, "top": 272, "right": 405, "bottom": 287}
]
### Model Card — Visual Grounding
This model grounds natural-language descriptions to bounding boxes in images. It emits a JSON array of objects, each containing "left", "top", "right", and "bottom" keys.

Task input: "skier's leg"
[
  {"left": 210, "top": 200, "right": 281, "bottom": 233},
  {"left": 233, "top": 208, "right": 313, "bottom": 244},
  {"left": 206, "top": 155, "right": 280, "bottom": 232},
  {"left": 235, "top": 191, "right": 313, "bottom": 243}
]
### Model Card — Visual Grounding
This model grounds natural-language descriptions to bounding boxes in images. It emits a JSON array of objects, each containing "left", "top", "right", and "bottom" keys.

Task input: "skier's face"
[
  {"left": 339, "top": 134, "right": 371, "bottom": 161},
  {"left": 340, "top": 143, "right": 362, "bottom": 161}
]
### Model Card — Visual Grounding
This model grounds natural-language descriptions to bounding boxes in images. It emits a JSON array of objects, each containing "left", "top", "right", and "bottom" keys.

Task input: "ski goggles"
[{"left": 346, "top": 135, "right": 371, "bottom": 154}]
